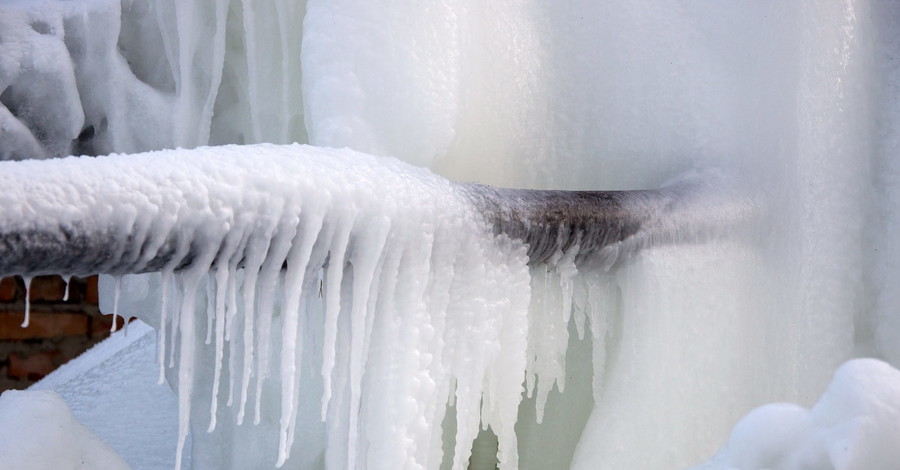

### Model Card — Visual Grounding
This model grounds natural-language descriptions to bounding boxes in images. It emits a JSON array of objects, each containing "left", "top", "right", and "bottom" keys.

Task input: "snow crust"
[{"left": 0, "top": 390, "right": 130, "bottom": 470}]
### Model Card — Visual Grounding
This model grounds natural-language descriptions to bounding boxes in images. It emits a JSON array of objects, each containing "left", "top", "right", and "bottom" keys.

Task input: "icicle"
[
  {"left": 206, "top": 224, "right": 248, "bottom": 430},
  {"left": 274, "top": 0, "right": 292, "bottom": 142},
  {"left": 205, "top": 275, "right": 215, "bottom": 345},
  {"left": 195, "top": 0, "right": 231, "bottom": 145},
  {"left": 110, "top": 275, "right": 123, "bottom": 333},
  {"left": 525, "top": 262, "right": 570, "bottom": 424},
  {"left": 169, "top": 273, "right": 184, "bottom": 369},
  {"left": 345, "top": 216, "right": 391, "bottom": 470},
  {"left": 573, "top": 276, "right": 588, "bottom": 341},
  {"left": 320, "top": 214, "right": 355, "bottom": 419},
  {"left": 172, "top": 221, "right": 224, "bottom": 470},
  {"left": 222, "top": 229, "right": 252, "bottom": 408},
  {"left": 225, "top": 265, "right": 240, "bottom": 342},
  {"left": 254, "top": 219, "right": 298, "bottom": 425},
  {"left": 241, "top": 1, "right": 262, "bottom": 142},
  {"left": 524, "top": 268, "right": 540, "bottom": 400},
  {"left": 172, "top": 1, "right": 196, "bottom": 148},
  {"left": 237, "top": 262, "right": 259, "bottom": 425},
  {"left": 62, "top": 275, "right": 72, "bottom": 302},
  {"left": 284, "top": 276, "right": 314, "bottom": 458},
  {"left": 276, "top": 210, "right": 324, "bottom": 467},
  {"left": 174, "top": 270, "right": 202, "bottom": 470},
  {"left": 225, "top": 269, "right": 240, "bottom": 407},
  {"left": 557, "top": 245, "right": 579, "bottom": 324},
  {"left": 237, "top": 229, "right": 275, "bottom": 425},
  {"left": 208, "top": 265, "right": 230, "bottom": 433},
  {"left": 360, "top": 235, "right": 404, "bottom": 466},
  {"left": 158, "top": 269, "right": 173, "bottom": 385},
  {"left": 586, "top": 272, "right": 616, "bottom": 402},
  {"left": 20, "top": 276, "right": 32, "bottom": 328}
]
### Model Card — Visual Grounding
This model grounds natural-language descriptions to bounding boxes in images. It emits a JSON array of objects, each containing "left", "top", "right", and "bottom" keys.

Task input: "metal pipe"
[{"left": 0, "top": 145, "right": 756, "bottom": 278}]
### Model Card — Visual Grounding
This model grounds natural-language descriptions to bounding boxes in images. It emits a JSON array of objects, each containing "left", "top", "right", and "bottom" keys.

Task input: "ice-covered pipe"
[
  {"left": 465, "top": 170, "right": 755, "bottom": 266},
  {"left": 0, "top": 144, "right": 754, "bottom": 278}
]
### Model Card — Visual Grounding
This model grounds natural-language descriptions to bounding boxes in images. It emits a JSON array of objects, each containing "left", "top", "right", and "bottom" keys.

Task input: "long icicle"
[
  {"left": 320, "top": 213, "right": 355, "bottom": 419},
  {"left": 276, "top": 210, "right": 325, "bottom": 467},
  {"left": 345, "top": 216, "right": 391, "bottom": 470}
]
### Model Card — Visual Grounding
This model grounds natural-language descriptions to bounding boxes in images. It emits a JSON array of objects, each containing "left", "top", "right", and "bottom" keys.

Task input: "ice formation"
[
  {"left": 0, "top": 144, "right": 531, "bottom": 469},
  {"left": 1, "top": 0, "right": 900, "bottom": 470},
  {"left": 0, "top": 144, "right": 746, "bottom": 469}
]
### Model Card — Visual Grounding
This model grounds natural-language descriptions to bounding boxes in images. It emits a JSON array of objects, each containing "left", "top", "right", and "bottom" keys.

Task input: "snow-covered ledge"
[{"left": 27, "top": 321, "right": 180, "bottom": 470}]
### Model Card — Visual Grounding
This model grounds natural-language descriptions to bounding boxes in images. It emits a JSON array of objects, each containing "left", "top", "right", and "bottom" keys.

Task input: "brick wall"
[{"left": 0, "top": 275, "right": 124, "bottom": 391}]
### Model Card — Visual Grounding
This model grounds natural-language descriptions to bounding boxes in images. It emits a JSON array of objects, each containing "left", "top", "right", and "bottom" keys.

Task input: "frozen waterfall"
[{"left": 1, "top": 0, "right": 900, "bottom": 469}]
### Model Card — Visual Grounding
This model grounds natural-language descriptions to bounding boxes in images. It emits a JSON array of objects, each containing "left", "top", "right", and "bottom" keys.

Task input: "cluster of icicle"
[
  {"left": 0, "top": 144, "right": 614, "bottom": 469},
  {"left": 154, "top": 225, "right": 615, "bottom": 470},
  {"left": 140, "top": 149, "right": 610, "bottom": 469},
  {"left": 135, "top": 147, "right": 616, "bottom": 469}
]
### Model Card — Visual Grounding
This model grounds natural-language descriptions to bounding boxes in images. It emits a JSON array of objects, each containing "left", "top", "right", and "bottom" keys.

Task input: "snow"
[
  {"left": 1, "top": 0, "right": 900, "bottom": 470},
  {"left": 31, "top": 320, "right": 182, "bottom": 470},
  {"left": 0, "top": 389, "right": 130, "bottom": 470},
  {"left": 691, "top": 359, "right": 900, "bottom": 470}
]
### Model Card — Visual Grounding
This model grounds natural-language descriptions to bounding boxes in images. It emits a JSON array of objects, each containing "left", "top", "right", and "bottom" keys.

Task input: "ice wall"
[
  {"left": 2, "top": 0, "right": 900, "bottom": 469},
  {"left": 0, "top": 0, "right": 307, "bottom": 159}
]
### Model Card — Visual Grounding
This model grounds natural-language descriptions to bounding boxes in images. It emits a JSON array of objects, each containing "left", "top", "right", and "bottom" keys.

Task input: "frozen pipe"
[
  {"left": 0, "top": 144, "right": 756, "bottom": 278},
  {"left": 463, "top": 172, "right": 754, "bottom": 266}
]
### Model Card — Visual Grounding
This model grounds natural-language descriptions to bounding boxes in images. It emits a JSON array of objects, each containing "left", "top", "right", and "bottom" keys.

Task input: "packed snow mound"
[
  {"left": 0, "top": 390, "right": 130, "bottom": 470},
  {"left": 693, "top": 358, "right": 900, "bottom": 470}
]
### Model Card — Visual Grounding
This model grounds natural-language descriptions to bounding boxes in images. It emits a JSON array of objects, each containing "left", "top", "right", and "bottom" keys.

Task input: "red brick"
[
  {"left": 8, "top": 351, "right": 62, "bottom": 381},
  {"left": 0, "top": 311, "right": 90, "bottom": 340},
  {"left": 84, "top": 275, "right": 99, "bottom": 304},
  {"left": 27, "top": 275, "right": 68, "bottom": 302},
  {"left": 0, "top": 277, "right": 17, "bottom": 302},
  {"left": 91, "top": 313, "right": 126, "bottom": 338}
]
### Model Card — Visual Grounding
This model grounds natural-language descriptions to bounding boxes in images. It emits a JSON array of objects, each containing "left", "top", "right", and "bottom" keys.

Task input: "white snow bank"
[
  {"left": 693, "top": 358, "right": 900, "bottom": 470},
  {"left": 31, "top": 321, "right": 180, "bottom": 470},
  {"left": 0, "top": 389, "right": 130, "bottom": 470}
]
